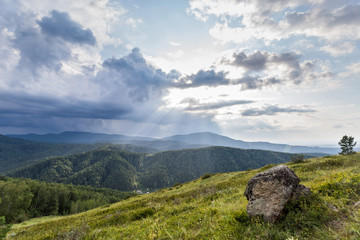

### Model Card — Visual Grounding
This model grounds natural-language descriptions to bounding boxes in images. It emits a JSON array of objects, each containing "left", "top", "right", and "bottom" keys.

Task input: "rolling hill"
[
  {"left": 6, "top": 153, "right": 360, "bottom": 239},
  {"left": 139, "top": 146, "right": 294, "bottom": 190},
  {"left": 7, "top": 146, "right": 294, "bottom": 191},
  {"left": 7, "top": 149, "right": 145, "bottom": 191},
  {"left": 0, "top": 135, "right": 155, "bottom": 173}
]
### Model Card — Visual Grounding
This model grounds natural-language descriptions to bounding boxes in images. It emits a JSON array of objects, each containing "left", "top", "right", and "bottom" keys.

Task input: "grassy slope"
[{"left": 7, "top": 153, "right": 360, "bottom": 240}]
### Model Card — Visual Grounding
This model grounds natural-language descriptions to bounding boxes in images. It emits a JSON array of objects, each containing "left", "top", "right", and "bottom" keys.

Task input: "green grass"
[{"left": 6, "top": 153, "right": 360, "bottom": 240}]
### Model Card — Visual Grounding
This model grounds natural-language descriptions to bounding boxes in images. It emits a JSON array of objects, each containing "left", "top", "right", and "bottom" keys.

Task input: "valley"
[{"left": 0, "top": 132, "right": 357, "bottom": 239}]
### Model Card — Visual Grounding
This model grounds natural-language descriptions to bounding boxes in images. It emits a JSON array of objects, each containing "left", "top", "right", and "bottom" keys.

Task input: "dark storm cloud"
[
  {"left": 0, "top": 47, "right": 178, "bottom": 133},
  {"left": 13, "top": 27, "right": 71, "bottom": 72},
  {"left": 38, "top": 10, "right": 96, "bottom": 45},
  {"left": 181, "top": 98, "right": 255, "bottom": 111},
  {"left": 102, "top": 48, "right": 173, "bottom": 102},
  {"left": 0, "top": 91, "right": 131, "bottom": 121},
  {"left": 175, "top": 70, "right": 230, "bottom": 88},
  {"left": 241, "top": 105, "right": 316, "bottom": 116},
  {"left": 2, "top": 8, "right": 96, "bottom": 74}
]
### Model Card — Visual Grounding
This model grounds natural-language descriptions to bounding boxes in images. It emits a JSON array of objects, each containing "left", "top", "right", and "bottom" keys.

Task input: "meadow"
[{"left": 6, "top": 153, "right": 360, "bottom": 240}]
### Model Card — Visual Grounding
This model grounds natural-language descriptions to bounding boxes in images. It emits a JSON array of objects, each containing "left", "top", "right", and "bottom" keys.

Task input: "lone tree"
[{"left": 338, "top": 135, "right": 357, "bottom": 155}]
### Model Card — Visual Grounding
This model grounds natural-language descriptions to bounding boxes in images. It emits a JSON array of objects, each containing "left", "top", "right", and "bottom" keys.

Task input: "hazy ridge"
[{"left": 8, "top": 131, "right": 338, "bottom": 155}]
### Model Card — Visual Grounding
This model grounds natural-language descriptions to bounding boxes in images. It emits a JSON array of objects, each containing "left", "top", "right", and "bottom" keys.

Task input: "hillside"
[
  {"left": 0, "top": 177, "right": 135, "bottom": 224},
  {"left": 0, "top": 135, "right": 102, "bottom": 173},
  {"left": 139, "top": 146, "right": 294, "bottom": 190},
  {"left": 7, "top": 153, "right": 360, "bottom": 239},
  {"left": 0, "top": 135, "right": 156, "bottom": 173},
  {"left": 7, "top": 147, "right": 294, "bottom": 191},
  {"left": 7, "top": 149, "right": 146, "bottom": 191}
]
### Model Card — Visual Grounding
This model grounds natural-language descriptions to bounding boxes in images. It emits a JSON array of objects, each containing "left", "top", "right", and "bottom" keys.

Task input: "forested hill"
[
  {"left": 0, "top": 135, "right": 100, "bottom": 173},
  {"left": 139, "top": 147, "right": 294, "bottom": 189},
  {"left": 0, "top": 135, "right": 155, "bottom": 173},
  {"left": 7, "top": 149, "right": 146, "bottom": 191},
  {"left": 0, "top": 176, "right": 134, "bottom": 224},
  {"left": 7, "top": 147, "right": 294, "bottom": 191}
]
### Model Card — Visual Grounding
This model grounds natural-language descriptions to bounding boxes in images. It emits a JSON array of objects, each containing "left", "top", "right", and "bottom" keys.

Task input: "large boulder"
[{"left": 244, "top": 165, "right": 310, "bottom": 223}]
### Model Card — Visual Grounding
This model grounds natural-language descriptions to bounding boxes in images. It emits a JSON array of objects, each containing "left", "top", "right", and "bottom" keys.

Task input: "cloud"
[
  {"left": 1, "top": 8, "right": 99, "bottom": 74},
  {"left": 237, "top": 75, "right": 283, "bottom": 90},
  {"left": 189, "top": 0, "right": 360, "bottom": 44},
  {"left": 0, "top": 46, "right": 220, "bottom": 135},
  {"left": 102, "top": 48, "right": 173, "bottom": 102},
  {"left": 13, "top": 26, "right": 71, "bottom": 73},
  {"left": 283, "top": 4, "right": 360, "bottom": 41},
  {"left": 0, "top": 1, "right": 223, "bottom": 136},
  {"left": 0, "top": 28, "right": 20, "bottom": 71},
  {"left": 241, "top": 105, "right": 316, "bottom": 117},
  {"left": 320, "top": 42, "right": 355, "bottom": 56},
  {"left": 38, "top": 10, "right": 96, "bottom": 45},
  {"left": 175, "top": 70, "right": 230, "bottom": 88},
  {"left": 222, "top": 50, "right": 332, "bottom": 89},
  {"left": 340, "top": 61, "right": 360, "bottom": 77},
  {"left": 0, "top": 91, "right": 131, "bottom": 120},
  {"left": 167, "top": 49, "right": 184, "bottom": 58},
  {"left": 181, "top": 98, "right": 255, "bottom": 111},
  {"left": 169, "top": 50, "right": 331, "bottom": 91},
  {"left": 125, "top": 17, "right": 143, "bottom": 29},
  {"left": 227, "top": 51, "right": 301, "bottom": 72},
  {"left": 169, "top": 41, "right": 181, "bottom": 46},
  {"left": 229, "top": 51, "right": 268, "bottom": 71},
  {"left": 187, "top": 0, "right": 305, "bottom": 21}
]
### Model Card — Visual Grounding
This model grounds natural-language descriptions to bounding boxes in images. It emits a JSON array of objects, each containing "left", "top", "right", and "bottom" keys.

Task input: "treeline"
[{"left": 0, "top": 176, "right": 134, "bottom": 223}]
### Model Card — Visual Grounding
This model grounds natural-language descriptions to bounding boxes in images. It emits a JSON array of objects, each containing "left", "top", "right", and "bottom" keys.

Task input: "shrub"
[
  {"left": 291, "top": 154, "right": 305, "bottom": 163},
  {"left": 201, "top": 173, "right": 213, "bottom": 180}
]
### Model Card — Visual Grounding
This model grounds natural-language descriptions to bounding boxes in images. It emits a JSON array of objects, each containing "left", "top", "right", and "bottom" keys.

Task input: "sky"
[{"left": 0, "top": 0, "right": 359, "bottom": 146}]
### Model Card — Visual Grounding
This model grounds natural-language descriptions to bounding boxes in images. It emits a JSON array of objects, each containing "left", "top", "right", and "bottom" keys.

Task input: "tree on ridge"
[{"left": 338, "top": 135, "right": 357, "bottom": 155}]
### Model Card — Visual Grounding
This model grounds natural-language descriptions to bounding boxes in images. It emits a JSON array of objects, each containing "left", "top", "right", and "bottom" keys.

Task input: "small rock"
[
  {"left": 354, "top": 201, "right": 360, "bottom": 207},
  {"left": 244, "top": 165, "right": 311, "bottom": 223}
]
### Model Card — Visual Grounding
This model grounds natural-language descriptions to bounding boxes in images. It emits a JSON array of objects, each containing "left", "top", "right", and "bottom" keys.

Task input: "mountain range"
[{"left": 8, "top": 131, "right": 338, "bottom": 155}]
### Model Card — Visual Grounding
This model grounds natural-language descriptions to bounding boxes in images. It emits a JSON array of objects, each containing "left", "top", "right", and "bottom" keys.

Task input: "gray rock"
[
  {"left": 292, "top": 183, "right": 311, "bottom": 199},
  {"left": 244, "top": 165, "right": 311, "bottom": 223}
]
